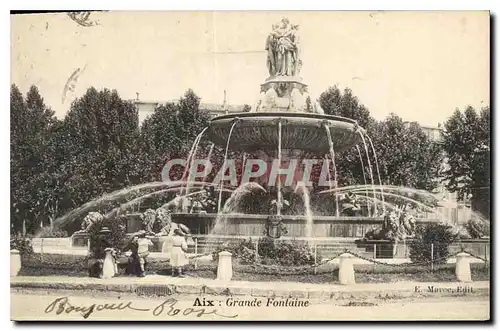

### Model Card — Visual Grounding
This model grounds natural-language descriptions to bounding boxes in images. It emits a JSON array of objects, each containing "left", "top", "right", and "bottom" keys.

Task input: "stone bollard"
[
  {"left": 217, "top": 251, "right": 233, "bottom": 281},
  {"left": 11, "top": 249, "right": 21, "bottom": 277},
  {"left": 102, "top": 248, "right": 116, "bottom": 279},
  {"left": 455, "top": 252, "right": 472, "bottom": 282},
  {"left": 338, "top": 253, "right": 356, "bottom": 285}
]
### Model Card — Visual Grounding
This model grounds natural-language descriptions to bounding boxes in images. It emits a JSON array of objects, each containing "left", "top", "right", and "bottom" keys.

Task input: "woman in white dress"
[{"left": 170, "top": 229, "right": 189, "bottom": 277}]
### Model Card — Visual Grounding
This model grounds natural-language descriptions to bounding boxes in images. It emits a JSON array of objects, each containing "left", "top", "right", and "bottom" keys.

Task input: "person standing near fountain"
[
  {"left": 125, "top": 230, "right": 154, "bottom": 277},
  {"left": 88, "top": 227, "right": 112, "bottom": 278},
  {"left": 170, "top": 228, "right": 189, "bottom": 277}
]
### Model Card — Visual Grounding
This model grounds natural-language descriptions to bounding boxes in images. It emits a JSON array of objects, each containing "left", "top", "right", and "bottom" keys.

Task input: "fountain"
[
  {"left": 171, "top": 17, "right": 381, "bottom": 241},
  {"left": 50, "top": 18, "right": 463, "bottom": 260}
]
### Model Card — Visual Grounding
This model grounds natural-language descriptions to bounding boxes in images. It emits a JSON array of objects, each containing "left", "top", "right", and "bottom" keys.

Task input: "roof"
[{"left": 130, "top": 99, "right": 246, "bottom": 113}]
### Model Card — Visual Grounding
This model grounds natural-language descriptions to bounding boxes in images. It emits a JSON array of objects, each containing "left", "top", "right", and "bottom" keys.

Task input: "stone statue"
[
  {"left": 162, "top": 195, "right": 190, "bottom": 213},
  {"left": 266, "top": 18, "right": 301, "bottom": 77},
  {"left": 78, "top": 212, "right": 104, "bottom": 233},
  {"left": 155, "top": 208, "right": 175, "bottom": 236},
  {"left": 341, "top": 192, "right": 361, "bottom": 216},
  {"left": 140, "top": 208, "right": 157, "bottom": 234},
  {"left": 265, "top": 24, "right": 279, "bottom": 76}
]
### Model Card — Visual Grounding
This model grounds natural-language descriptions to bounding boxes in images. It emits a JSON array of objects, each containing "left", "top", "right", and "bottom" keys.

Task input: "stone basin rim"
[{"left": 210, "top": 112, "right": 364, "bottom": 129}]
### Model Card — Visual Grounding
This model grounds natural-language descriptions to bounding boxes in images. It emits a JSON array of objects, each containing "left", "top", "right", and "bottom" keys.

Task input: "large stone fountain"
[
  {"left": 50, "top": 18, "right": 453, "bottom": 260},
  {"left": 171, "top": 18, "right": 385, "bottom": 239}
]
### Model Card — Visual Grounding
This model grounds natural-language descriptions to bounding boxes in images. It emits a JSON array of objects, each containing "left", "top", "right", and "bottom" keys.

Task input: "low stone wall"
[{"left": 171, "top": 213, "right": 438, "bottom": 238}]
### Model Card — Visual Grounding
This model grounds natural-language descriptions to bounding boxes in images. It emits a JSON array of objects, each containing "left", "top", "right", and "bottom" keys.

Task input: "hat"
[
  {"left": 99, "top": 227, "right": 111, "bottom": 234},
  {"left": 173, "top": 228, "right": 185, "bottom": 236},
  {"left": 178, "top": 223, "right": 190, "bottom": 235}
]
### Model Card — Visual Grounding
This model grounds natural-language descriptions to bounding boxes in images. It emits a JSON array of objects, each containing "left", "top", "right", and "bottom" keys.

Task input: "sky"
[{"left": 11, "top": 11, "right": 490, "bottom": 127}]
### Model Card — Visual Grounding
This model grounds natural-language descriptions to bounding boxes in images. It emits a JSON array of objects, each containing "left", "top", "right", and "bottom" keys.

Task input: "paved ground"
[
  {"left": 11, "top": 288, "right": 490, "bottom": 321},
  {"left": 11, "top": 275, "right": 490, "bottom": 300}
]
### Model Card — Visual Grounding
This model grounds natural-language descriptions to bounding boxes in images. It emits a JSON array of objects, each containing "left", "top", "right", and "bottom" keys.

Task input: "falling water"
[
  {"left": 184, "top": 127, "right": 209, "bottom": 195},
  {"left": 358, "top": 131, "right": 378, "bottom": 214},
  {"left": 353, "top": 194, "right": 399, "bottom": 213},
  {"left": 276, "top": 120, "right": 283, "bottom": 216},
  {"left": 241, "top": 152, "right": 248, "bottom": 178},
  {"left": 351, "top": 190, "right": 437, "bottom": 213},
  {"left": 52, "top": 181, "right": 191, "bottom": 229},
  {"left": 317, "top": 184, "right": 449, "bottom": 219},
  {"left": 366, "top": 134, "right": 386, "bottom": 214},
  {"left": 105, "top": 188, "right": 208, "bottom": 219},
  {"left": 355, "top": 145, "right": 371, "bottom": 217},
  {"left": 321, "top": 185, "right": 443, "bottom": 217},
  {"left": 201, "top": 143, "right": 215, "bottom": 183},
  {"left": 295, "top": 182, "right": 314, "bottom": 238},
  {"left": 217, "top": 119, "right": 240, "bottom": 212},
  {"left": 205, "top": 182, "right": 266, "bottom": 252},
  {"left": 323, "top": 125, "right": 340, "bottom": 217}
]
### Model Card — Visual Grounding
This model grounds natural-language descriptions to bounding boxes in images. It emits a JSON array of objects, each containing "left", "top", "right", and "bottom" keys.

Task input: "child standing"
[{"left": 170, "top": 228, "right": 189, "bottom": 277}]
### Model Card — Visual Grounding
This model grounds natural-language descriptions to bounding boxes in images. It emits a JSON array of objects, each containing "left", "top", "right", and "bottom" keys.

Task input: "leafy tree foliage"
[
  {"left": 370, "top": 115, "right": 443, "bottom": 190},
  {"left": 442, "top": 106, "right": 490, "bottom": 218},
  {"left": 319, "top": 86, "right": 375, "bottom": 128},
  {"left": 53, "top": 88, "right": 142, "bottom": 215},
  {"left": 318, "top": 86, "right": 443, "bottom": 192},
  {"left": 138, "top": 89, "right": 211, "bottom": 182},
  {"left": 11, "top": 85, "right": 58, "bottom": 234},
  {"left": 11, "top": 86, "right": 144, "bottom": 234}
]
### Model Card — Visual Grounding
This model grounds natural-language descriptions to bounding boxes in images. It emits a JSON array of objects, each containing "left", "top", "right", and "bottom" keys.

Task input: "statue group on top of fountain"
[{"left": 266, "top": 17, "right": 301, "bottom": 78}]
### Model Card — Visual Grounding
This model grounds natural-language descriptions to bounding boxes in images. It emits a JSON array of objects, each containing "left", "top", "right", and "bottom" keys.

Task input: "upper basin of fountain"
[{"left": 207, "top": 112, "right": 365, "bottom": 153}]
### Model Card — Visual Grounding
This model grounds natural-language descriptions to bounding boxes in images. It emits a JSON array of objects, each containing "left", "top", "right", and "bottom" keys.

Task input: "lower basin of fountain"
[
  {"left": 207, "top": 112, "right": 364, "bottom": 153},
  {"left": 170, "top": 213, "right": 436, "bottom": 237}
]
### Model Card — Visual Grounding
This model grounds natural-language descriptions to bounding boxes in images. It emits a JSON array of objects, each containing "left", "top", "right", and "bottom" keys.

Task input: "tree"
[
  {"left": 370, "top": 114, "right": 443, "bottom": 190},
  {"left": 316, "top": 86, "right": 443, "bottom": 196},
  {"left": 242, "top": 104, "right": 252, "bottom": 112},
  {"left": 49, "top": 87, "right": 143, "bottom": 224},
  {"left": 10, "top": 85, "right": 57, "bottom": 234},
  {"left": 319, "top": 86, "right": 375, "bottom": 128},
  {"left": 442, "top": 106, "right": 490, "bottom": 218},
  {"left": 139, "top": 89, "right": 211, "bottom": 182}
]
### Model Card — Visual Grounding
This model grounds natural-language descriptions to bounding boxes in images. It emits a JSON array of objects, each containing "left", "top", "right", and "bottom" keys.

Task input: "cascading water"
[
  {"left": 358, "top": 131, "right": 378, "bottom": 214},
  {"left": 295, "top": 181, "right": 314, "bottom": 238},
  {"left": 184, "top": 127, "right": 209, "bottom": 195},
  {"left": 276, "top": 120, "right": 283, "bottom": 216},
  {"left": 211, "top": 182, "right": 267, "bottom": 236},
  {"left": 217, "top": 119, "right": 240, "bottom": 212},
  {"left": 355, "top": 145, "right": 371, "bottom": 217},
  {"left": 104, "top": 188, "right": 201, "bottom": 218},
  {"left": 319, "top": 184, "right": 451, "bottom": 220},
  {"left": 323, "top": 124, "right": 340, "bottom": 217},
  {"left": 201, "top": 143, "right": 215, "bottom": 183},
  {"left": 366, "top": 134, "right": 386, "bottom": 214},
  {"left": 204, "top": 182, "right": 266, "bottom": 253},
  {"left": 52, "top": 180, "right": 192, "bottom": 229}
]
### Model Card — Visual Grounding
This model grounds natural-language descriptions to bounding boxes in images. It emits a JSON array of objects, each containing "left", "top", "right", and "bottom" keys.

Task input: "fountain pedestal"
[{"left": 259, "top": 77, "right": 310, "bottom": 112}]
